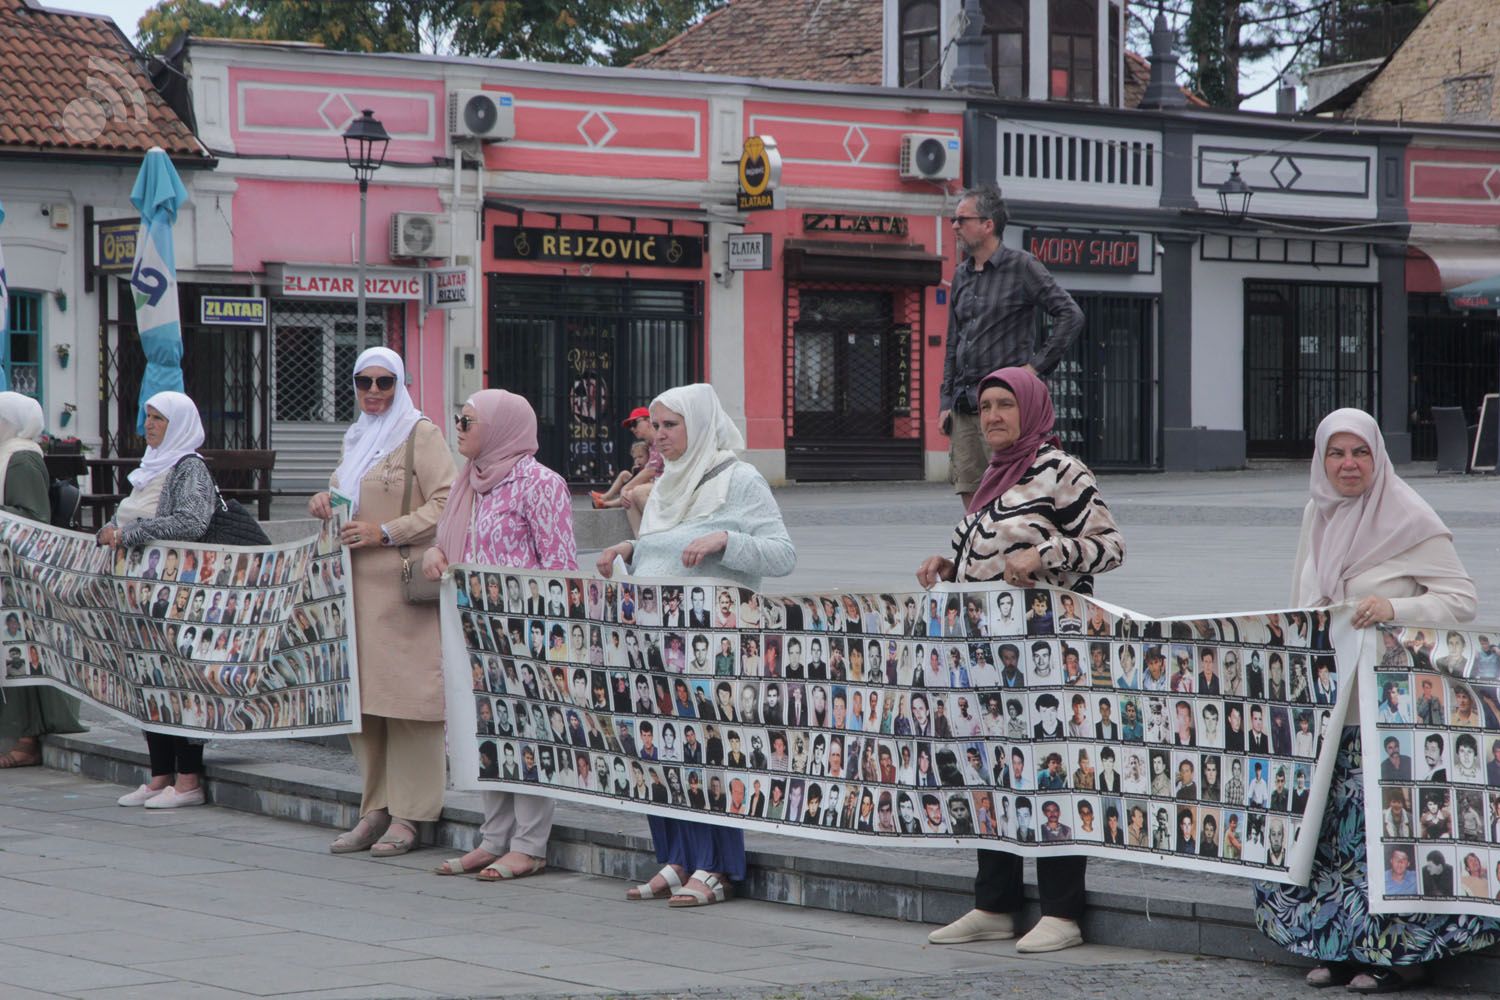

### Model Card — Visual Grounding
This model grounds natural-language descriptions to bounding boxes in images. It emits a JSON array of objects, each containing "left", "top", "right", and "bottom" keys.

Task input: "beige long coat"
[{"left": 332, "top": 419, "right": 455, "bottom": 721}]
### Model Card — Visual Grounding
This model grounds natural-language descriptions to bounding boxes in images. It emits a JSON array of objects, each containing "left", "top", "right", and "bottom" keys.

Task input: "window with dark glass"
[
  {"left": 982, "top": 0, "right": 1027, "bottom": 99},
  {"left": 1049, "top": 0, "right": 1097, "bottom": 102},
  {"left": 5, "top": 291, "right": 42, "bottom": 406},
  {"left": 900, "top": 0, "right": 941, "bottom": 90}
]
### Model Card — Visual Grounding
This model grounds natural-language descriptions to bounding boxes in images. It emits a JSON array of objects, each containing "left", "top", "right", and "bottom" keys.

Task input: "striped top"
[{"left": 950, "top": 445, "right": 1125, "bottom": 593}]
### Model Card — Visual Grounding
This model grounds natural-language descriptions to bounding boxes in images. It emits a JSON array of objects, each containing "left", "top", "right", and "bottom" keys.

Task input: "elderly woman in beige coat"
[{"left": 309, "top": 347, "right": 455, "bottom": 857}]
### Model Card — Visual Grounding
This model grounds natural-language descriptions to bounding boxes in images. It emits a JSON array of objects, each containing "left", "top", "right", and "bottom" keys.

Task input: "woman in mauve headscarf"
[
  {"left": 422, "top": 389, "right": 576, "bottom": 881},
  {"left": 1254, "top": 408, "right": 1500, "bottom": 994},
  {"left": 309, "top": 347, "right": 455, "bottom": 857},
  {"left": 0, "top": 392, "right": 83, "bottom": 767},
  {"left": 596, "top": 383, "right": 794, "bottom": 908},
  {"left": 917, "top": 367, "right": 1124, "bottom": 954}
]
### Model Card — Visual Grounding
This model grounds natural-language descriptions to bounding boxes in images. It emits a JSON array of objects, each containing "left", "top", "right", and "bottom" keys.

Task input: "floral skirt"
[{"left": 1253, "top": 726, "right": 1500, "bottom": 966}]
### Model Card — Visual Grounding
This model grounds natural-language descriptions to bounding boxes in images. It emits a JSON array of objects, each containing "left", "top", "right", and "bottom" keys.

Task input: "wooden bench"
[{"left": 78, "top": 449, "right": 276, "bottom": 530}]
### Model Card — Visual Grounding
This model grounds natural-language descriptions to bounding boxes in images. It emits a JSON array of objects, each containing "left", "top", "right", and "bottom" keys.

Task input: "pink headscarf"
[
  {"left": 435, "top": 389, "right": 539, "bottom": 561},
  {"left": 1306, "top": 408, "right": 1449, "bottom": 603},
  {"left": 966, "top": 367, "right": 1061, "bottom": 514}
]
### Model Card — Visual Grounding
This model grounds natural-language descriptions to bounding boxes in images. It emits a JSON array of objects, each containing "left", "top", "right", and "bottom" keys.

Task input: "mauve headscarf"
[
  {"left": 966, "top": 367, "right": 1060, "bottom": 514},
  {"left": 1306, "top": 408, "right": 1449, "bottom": 603},
  {"left": 435, "top": 389, "right": 538, "bottom": 561}
]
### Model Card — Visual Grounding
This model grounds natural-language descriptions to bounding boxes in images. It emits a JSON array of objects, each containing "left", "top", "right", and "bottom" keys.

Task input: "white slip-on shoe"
[
  {"left": 928, "top": 908, "right": 1016, "bottom": 944},
  {"left": 144, "top": 786, "right": 206, "bottom": 809},
  {"left": 117, "top": 784, "right": 165, "bottom": 807},
  {"left": 1014, "top": 916, "right": 1083, "bottom": 953}
]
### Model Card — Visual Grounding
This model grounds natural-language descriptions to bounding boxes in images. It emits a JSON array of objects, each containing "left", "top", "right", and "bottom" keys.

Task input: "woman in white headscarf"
[
  {"left": 597, "top": 383, "right": 794, "bottom": 907},
  {"left": 1253, "top": 408, "right": 1500, "bottom": 994},
  {"left": 99, "top": 391, "right": 216, "bottom": 808},
  {"left": 0, "top": 393, "right": 84, "bottom": 767},
  {"left": 308, "top": 347, "right": 455, "bottom": 857}
]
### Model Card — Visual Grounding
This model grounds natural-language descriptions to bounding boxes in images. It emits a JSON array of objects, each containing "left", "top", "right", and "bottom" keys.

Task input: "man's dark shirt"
[{"left": 939, "top": 245, "right": 1084, "bottom": 410}]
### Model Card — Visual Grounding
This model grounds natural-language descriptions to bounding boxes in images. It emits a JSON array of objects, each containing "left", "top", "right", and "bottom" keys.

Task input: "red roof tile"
[
  {"left": 0, "top": 0, "right": 206, "bottom": 159},
  {"left": 633, "top": 0, "right": 882, "bottom": 86}
]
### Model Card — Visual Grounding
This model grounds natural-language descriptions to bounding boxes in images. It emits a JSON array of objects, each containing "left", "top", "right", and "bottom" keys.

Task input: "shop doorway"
[
  {"left": 487, "top": 275, "right": 702, "bottom": 486},
  {"left": 785, "top": 286, "right": 924, "bottom": 480},
  {"left": 1408, "top": 294, "right": 1500, "bottom": 460},
  {"left": 1045, "top": 292, "right": 1158, "bottom": 470},
  {"left": 1244, "top": 281, "right": 1378, "bottom": 458}
]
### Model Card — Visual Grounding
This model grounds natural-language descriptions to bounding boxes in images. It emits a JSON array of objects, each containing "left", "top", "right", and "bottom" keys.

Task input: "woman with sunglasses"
[
  {"left": 309, "top": 347, "right": 455, "bottom": 857},
  {"left": 423, "top": 389, "right": 576, "bottom": 881}
]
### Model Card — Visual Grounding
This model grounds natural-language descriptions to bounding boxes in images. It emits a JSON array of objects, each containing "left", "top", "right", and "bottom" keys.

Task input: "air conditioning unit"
[
  {"left": 900, "top": 133, "right": 961, "bottom": 181},
  {"left": 390, "top": 212, "right": 452, "bottom": 258},
  {"left": 449, "top": 90, "right": 515, "bottom": 141}
]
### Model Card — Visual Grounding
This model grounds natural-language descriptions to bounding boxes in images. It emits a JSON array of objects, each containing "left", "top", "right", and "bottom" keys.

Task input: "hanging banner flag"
[
  {"left": 0, "top": 198, "right": 10, "bottom": 392},
  {"left": 128, "top": 147, "right": 189, "bottom": 432}
]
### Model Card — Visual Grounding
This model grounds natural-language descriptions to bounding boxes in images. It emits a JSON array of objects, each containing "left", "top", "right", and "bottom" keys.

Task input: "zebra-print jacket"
[{"left": 950, "top": 444, "right": 1125, "bottom": 594}]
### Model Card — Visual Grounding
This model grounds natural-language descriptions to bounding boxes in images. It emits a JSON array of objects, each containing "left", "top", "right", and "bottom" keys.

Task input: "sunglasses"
[
  {"left": 353, "top": 375, "right": 397, "bottom": 391},
  {"left": 453, "top": 413, "right": 477, "bottom": 431}
]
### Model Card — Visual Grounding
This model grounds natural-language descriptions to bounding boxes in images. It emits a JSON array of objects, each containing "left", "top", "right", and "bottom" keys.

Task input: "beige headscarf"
[
  {"left": 1305, "top": 408, "right": 1449, "bottom": 603},
  {"left": 637, "top": 383, "right": 743, "bottom": 536},
  {"left": 0, "top": 392, "right": 44, "bottom": 502}
]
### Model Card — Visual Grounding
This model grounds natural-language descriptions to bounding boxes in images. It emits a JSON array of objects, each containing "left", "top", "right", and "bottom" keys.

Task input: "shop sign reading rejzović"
[{"left": 492, "top": 227, "right": 703, "bottom": 269}]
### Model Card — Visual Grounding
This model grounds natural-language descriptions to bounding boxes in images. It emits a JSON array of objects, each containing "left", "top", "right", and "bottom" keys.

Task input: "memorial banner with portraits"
[
  {"left": 0, "top": 510, "right": 359, "bottom": 738},
  {"left": 1363, "top": 623, "right": 1500, "bottom": 916},
  {"left": 442, "top": 569, "right": 1364, "bottom": 886}
]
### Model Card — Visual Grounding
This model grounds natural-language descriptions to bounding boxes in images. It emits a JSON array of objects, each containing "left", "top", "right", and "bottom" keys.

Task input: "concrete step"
[{"left": 39, "top": 726, "right": 1500, "bottom": 989}]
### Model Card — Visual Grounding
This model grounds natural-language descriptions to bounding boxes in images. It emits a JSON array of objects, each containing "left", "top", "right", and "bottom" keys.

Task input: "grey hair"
[{"left": 960, "top": 184, "right": 1008, "bottom": 231}]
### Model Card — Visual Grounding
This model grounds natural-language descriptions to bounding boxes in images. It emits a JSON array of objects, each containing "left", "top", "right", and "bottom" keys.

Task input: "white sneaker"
[
  {"left": 143, "top": 786, "right": 206, "bottom": 809},
  {"left": 1014, "top": 916, "right": 1083, "bottom": 953},
  {"left": 928, "top": 908, "right": 1016, "bottom": 944},
  {"left": 117, "top": 784, "right": 166, "bottom": 807}
]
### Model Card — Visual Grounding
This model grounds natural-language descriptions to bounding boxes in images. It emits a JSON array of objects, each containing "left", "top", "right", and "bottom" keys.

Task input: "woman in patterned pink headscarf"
[{"left": 424, "top": 388, "right": 577, "bottom": 881}]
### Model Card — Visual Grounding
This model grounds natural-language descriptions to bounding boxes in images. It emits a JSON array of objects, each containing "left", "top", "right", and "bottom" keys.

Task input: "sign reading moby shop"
[
  {"left": 1023, "top": 229, "right": 1151, "bottom": 274},
  {"left": 492, "top": 227, "right": 703, "bottom": 269}
]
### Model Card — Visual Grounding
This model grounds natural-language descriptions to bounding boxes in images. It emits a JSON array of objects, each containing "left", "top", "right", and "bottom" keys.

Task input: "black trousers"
[
  {"left": 146, "top": 732, "right": 204, "bottom": 777},
  {"left": 974, "top": 848, "right": 1087, "bottom": 920}
]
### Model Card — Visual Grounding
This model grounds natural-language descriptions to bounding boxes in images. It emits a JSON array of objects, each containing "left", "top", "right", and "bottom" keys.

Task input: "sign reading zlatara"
[{"left": 492, "top": 227, "right": 703, "bottom": 269}]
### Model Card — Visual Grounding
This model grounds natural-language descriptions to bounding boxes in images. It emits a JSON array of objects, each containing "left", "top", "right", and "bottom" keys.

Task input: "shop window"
[
  {"left": 5, "top": 290, "right": 43, "bottom": 407},
  {"left": 900, "top": 0, "right": 942, "bottom": 89},
  {"left": 1049, "top": 0, "right": 1097, "bottom": 102},
  {"left": 982, "top": 0, "right": 1027, "bottom": 98}
]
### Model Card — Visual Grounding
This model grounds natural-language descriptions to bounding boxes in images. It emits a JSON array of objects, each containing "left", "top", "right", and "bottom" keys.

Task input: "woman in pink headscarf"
[
  {"left": 916, "top": 366, "right": 1124, "bottom": 955},
  {"left": 422, "top": 389, "right": 577, "bottom": 881},
  {"left": 1254, "top": 408, "right": 1498, "bottom": 994}
]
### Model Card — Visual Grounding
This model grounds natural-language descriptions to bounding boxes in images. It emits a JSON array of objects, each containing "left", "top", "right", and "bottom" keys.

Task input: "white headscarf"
[
  {"left": 128, "top": 391, "right": 205, "bottom": 490},
  {"left": 0, "top": 392, "right": 44, "bottom": 502},
  {"left": 638, "top": 383, "right": 744, "bottom": 536},
  {"left": 332, "top": 347, "right": 423, "bottom": 513},
  {"left": 1304, "top": 408, "right": 1450, "bottom": 604}
]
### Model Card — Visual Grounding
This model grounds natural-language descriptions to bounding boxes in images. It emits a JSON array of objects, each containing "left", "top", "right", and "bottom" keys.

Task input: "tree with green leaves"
[{"left": 137, "top": 0, "right": 719, "bottom": 67}]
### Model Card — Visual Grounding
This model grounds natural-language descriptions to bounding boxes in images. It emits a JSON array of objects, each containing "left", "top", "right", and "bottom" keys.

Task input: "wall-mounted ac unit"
[
  {"left": 390, "top": 212, "right": 452, "bottom": 258},
  {"left": 449, "top": 90, "right": 515, "bottom": 141},
  {"left": 900, "top": 133, "right": 961, "bottom": 181}
]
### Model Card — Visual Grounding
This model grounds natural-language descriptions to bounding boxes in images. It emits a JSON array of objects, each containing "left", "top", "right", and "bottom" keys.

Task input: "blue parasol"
[
  {"left": 128, "top": 147, "right": 190, "bottom": 432},
  {"left": 0, "top": 198, "right": 9, "bottom": 391}
]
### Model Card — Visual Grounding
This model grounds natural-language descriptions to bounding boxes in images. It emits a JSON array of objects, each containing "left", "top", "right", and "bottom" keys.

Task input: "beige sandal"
[
  {"left": 369, "top": 821, "right": 419, "bottom": 858},
  {"left": 668, "top": 869, "right": 730, "bottom": 907},
  {"left": 433, "top": 854, "right": 494, "bottom": 876},
  {"left": 329, "top": 812, "right": 390, "bottom": 854},
  {"left": 477, "top": 855, "right": 546, "bottom": 881},
  {"left": 627, "top": 864, "right": 685, "bottom": 900}
]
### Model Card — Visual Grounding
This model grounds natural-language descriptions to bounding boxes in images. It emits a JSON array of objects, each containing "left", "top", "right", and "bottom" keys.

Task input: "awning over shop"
[
  {"left": 1407, "top": 233, "right": 1500, "bottom": 311},
  {"left": 783, "top": 239, "right": 944, "bottom": 286},
  {"left": 1447, "top": 276, "right": 1500, "bottom": 311}
]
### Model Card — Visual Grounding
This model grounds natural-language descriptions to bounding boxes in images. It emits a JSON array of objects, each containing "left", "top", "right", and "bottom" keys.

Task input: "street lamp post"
[
  {"left": 1216, "top": 161, "right": 1253, "bottom": 223},
  {"left": 342, "top": 109, "right": 390, "bottom": 342}
]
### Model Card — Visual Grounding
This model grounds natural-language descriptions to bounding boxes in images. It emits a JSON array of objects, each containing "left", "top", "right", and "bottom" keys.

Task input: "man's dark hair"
[{"left": 960, "top": 184, "right": 1008, "bottom": 231}]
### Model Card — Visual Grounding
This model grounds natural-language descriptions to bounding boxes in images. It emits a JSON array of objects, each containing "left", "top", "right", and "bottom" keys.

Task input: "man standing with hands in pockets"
[{"left": 940, "top": 185, "right": 1084, "bottom": 509}]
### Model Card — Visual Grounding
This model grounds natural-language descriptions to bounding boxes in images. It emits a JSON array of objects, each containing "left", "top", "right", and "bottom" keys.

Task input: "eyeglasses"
[
  {"left": 453, "top": 413, "right": 477, "bottom": 431},
  {"left": 950, "top": 215, "right": 985, "bottom": 225},
  {"left": 353, "top": 375, "right": 397, "bottom": 391}
]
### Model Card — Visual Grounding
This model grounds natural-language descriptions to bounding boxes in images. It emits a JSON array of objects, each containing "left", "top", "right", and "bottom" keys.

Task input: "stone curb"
[{"left": 39, "top": 729, "right": 1500, "bottom": 987}]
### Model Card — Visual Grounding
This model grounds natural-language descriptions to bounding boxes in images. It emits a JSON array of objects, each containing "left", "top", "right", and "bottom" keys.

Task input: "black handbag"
[{"left": 203, "top": 490, "right": 271, "bottom": 546}]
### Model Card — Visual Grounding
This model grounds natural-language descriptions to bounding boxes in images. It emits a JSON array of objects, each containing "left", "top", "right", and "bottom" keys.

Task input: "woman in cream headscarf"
[
  {"left": 100, "top": 391, "right": 216, "bottom": 807},
  {"left": 1254, "top": 408, "right": 1500, "bottom": 993},
  {"left": 0, "top": 393, "right": 83, "bottom": 766},
  {"left": 597, "top": 383, "right": 794, "bottom": 907},
  {"left": 309, "top": 347, "right": 454, "bottom": 857}
]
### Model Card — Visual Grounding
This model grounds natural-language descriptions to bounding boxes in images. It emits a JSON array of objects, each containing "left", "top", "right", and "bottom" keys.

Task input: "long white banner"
[{"left": 0, "top": 511, "right": 359, "bottom": 738}]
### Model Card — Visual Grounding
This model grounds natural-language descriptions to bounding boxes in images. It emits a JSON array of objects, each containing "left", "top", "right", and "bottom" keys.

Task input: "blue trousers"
[{"left": 648, "top": 817, "right": 746, "bottom": 882}]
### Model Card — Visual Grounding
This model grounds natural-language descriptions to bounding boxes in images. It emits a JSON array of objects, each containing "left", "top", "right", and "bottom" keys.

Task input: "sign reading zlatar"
[{"left": 492, "top": 227, "right": 703, "bottom": 269}]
